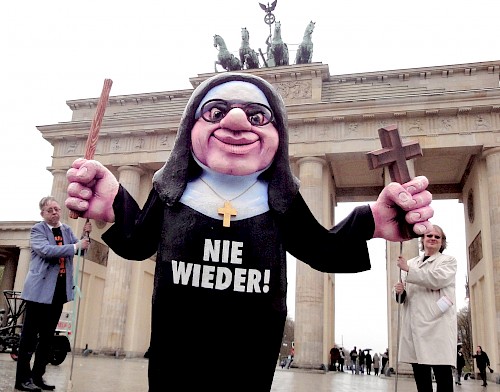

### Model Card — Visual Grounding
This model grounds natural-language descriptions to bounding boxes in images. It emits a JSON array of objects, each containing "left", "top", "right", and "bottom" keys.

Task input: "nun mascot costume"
[{"left": 66, "top": 72, "right": 433, "bottom": 391}]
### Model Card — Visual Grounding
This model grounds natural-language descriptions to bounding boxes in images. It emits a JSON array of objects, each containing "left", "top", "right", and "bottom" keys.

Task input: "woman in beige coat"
[{"left": 394, "top": 224, "right": 457, "bottom": 392}]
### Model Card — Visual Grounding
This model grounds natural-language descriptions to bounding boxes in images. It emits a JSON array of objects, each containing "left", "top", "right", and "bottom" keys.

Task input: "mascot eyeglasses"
[{"left": 200, "top": 99, "right": 274, "bottom": 126}]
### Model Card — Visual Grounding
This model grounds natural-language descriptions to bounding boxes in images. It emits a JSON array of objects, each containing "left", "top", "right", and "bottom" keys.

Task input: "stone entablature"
[
  {"left": 59, "top": 61, "right": 500, "bottom": 123},
  {"left": 0, "top": 222, "right": 35, "bottom": 249},
  {"left": 37, "top": 61, "right": 500, "bottom": 202}
]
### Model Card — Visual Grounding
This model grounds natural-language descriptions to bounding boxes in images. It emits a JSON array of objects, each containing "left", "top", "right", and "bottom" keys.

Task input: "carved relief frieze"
[
  {"left": 312, "top": 123, "right": 335, "bottom": 142},
  {"left": 274, "top": 80, "right": 312, "bottom": 100},
  {"left": 407, "top": 119, "right": 424, "bottom": 135},
  {"left": 290, "top": 121, "right": 355, "bottom": 144},
  {"left": 346, "top": 122, "right": 359, "bottom": 136},
  {"left": 289, "top": 124, "right": 306, "bottom": 143},
  {"left": 474, "top": 114, "right": 490, "bottom": 130},
  {"left": 468, "top": 231, "right": 482, "bottom": 270},
  {"left": 66, "top": 140, "right": 78, "bottom": 154},
  {"left": 134, "top": 137, "right": 146, "bottom": 150},
  {"left": 439, "top": 117, "right": 455, "bottom": 133},
  {"left": 61, "top": 132, "right": 178, "bottom": 158},
  {"left": 158, "top": 133, "right": 176, "bottom": 149},
  {"left": 111, "top": 138, "right": 123, "bottom": 152}
]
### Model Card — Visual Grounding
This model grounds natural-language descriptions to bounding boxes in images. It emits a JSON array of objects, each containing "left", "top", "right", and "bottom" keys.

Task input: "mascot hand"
[
  {"left": 66, "top": 158, "right": 119, "bottom": 222},
  {"left": 370, "top": 176, "right": 433, "bottom": 242}
]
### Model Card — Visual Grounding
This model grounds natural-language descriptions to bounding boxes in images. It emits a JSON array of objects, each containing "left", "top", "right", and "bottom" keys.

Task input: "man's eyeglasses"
[
  {"left": 200, "top": 99, "right": 274, "bottom": 126},
  {"left": 43, "top": 207, "right": 61, "bottom": 214},
  {"left": 425, "top": 234, "right": 441, "bottom": 240}
]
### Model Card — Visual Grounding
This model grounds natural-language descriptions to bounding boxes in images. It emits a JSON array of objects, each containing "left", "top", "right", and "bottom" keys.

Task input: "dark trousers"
[
  {"left": 478, "top": 367, "right": 487, "bottom": 385},
  {"left": 412, "top": 363, "right": 453, "bottom": 392},
  {"left": 15, "top": 301, "right": 63, "bottom": 384},
  {"left": 381, "top": 359, "right": 388, "bottom": 373}
]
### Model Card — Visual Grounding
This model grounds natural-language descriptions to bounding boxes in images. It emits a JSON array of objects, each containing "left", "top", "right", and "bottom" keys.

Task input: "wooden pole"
[{"left": 69, "top": 78, "right": 113, "bottom": 219}]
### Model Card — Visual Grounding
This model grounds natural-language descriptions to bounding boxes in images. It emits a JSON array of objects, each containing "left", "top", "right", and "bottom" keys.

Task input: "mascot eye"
[
  {"left": 209, "top": 107, "right": 227, "bottom": 122},
  {"left": 201, "top": 100, "right": 230, "bottom": 122},
  {"left": 245, "top": 104, "right": 273, "bottom": 126}
]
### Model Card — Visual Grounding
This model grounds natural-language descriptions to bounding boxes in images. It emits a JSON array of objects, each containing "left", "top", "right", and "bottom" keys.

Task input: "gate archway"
[{"left": 0, "top": 61, "right": 498, "bottom": 371}]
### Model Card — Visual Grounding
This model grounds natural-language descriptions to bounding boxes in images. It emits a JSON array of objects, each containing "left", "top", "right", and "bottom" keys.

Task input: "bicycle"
[
  {"left": 0, "top": 290, "right": 26, "bottom": 360},
  {"left": 0, "top": 290, "right": 71, "bottom": 364}
]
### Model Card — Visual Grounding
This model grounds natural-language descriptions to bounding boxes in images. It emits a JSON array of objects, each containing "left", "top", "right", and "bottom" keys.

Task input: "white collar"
[
  {"left": 180, "top": 157, "right": 270, "bottom": 221},
  {"left": 45, "top": 222, "right": 62, "bottom": 230}
]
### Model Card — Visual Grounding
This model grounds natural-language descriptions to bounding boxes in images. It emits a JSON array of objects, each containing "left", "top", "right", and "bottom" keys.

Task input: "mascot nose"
[{"left": 220, "top": 107, "right": 252, "bottom": 131}]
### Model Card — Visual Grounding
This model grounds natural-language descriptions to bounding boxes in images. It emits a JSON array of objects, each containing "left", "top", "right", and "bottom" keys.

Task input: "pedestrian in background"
[
  {"left": 381, "top": 348, "right": 389, "bottom": 374},
  {"left": 338, "top": 347, "right": 345, "bottom": 372},
  {"left": 365, "top": 350, "right": 373, "bottom": 375},
  {"left": 394, "top": 224, "right": 457, "bottom": 392},
  {"left": 350, "top": 347, "right": 358, "bottom": 374},
  {"left": 286, "top": 347, "right": 295, "bottom": 369},
  {"left": 455, "top": 345, "right": 465, "bottom": 385},
  {"left": 358, "top": 349, "right": 365, "bottom": 374},
  {"left": 381, "top": 349, "right": 389, "bottom": 375},
  {"left": 15, "top": 196, "right": 91, "bottom": 392},
  {"left": 472, "top": 345, "right": 490, "bottom": 387},
  {"left": 329, "top": 346, "right": 340, "bottom": 371},
  {"left": 373, "top": 352, "right": 381, "bottom": 376}
]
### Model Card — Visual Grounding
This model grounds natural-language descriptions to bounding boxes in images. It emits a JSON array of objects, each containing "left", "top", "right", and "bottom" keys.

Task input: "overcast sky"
[{"left": 1, "top": 0, "right": 495, "bottom": 356}]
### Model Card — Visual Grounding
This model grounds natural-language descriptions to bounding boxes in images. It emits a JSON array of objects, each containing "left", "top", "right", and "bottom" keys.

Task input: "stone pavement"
[{"left": 1, "top": 352, "right": 499, "bottom": 392}]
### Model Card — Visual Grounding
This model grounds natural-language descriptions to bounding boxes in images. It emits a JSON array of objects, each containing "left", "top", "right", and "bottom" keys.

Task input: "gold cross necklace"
[{"left": 199, "top": 177, "right": 259, "bottom": 227}]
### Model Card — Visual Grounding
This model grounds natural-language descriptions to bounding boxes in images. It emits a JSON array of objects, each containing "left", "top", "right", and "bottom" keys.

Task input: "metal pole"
[
  {"left": 68, "top": 223, "right": 89, "bottom": 390},
  {"left": 394, "top": 241, "right": 403, "bottom": 392}
]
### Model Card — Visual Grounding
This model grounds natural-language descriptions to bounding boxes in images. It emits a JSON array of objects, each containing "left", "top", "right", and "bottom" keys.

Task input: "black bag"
[{"left": 488, "top": 366, "right": 494, "bottom": 373}]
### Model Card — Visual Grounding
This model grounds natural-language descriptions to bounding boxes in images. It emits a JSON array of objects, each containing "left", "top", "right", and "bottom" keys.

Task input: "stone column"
[
  {"left": 97, "top": 165, "right": 143, "bottom": 355},
  {"left": 50, "top": 169, "right": 71, "bottom": 222},
  {"left": 293, "top": 157, "right": 327, "bottom": 369},
  {"left": 13, "top": 246, "right": 31, "bottom": 292},
  {"left": 482, "top": 147, "right": 500, "bottom": 365}
]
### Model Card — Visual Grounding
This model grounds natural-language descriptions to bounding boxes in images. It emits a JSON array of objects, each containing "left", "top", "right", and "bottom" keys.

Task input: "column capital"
[
  {"left": 117, "top": 165, "right": 144, "bottom": 176},
  {"left": 482, "top": 146, "right": 500, "bottom": 159},
  {"left": 49, "top": 168, "right": 69, "bottom": 175},
  {"left": 296, "top": 156, "right": 327, "bottom": 167}
]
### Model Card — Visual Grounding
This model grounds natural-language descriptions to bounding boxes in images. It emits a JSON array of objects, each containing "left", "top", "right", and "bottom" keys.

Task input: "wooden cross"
[
  {"left": 218, "top": 201, "right": 237, "bottom": 227},
  {"left": 366, "top": 125, "right": 422, "bottom": 184},
  {"left": 366, "top": 125, "right": 423, "bottom": 241}
]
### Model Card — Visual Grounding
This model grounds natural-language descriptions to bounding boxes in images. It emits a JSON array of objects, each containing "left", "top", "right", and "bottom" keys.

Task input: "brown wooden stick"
[{"left": 69, "top": 79, "right": 113, "bottom": 219}]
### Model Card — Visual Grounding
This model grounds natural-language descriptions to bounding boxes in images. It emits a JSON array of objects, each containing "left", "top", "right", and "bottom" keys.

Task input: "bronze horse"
[
  {"left": 239, "top": 28, "right": 260, "bottom": 69},
  {"left": 214, "top": 34, "right": 242, "bottom": 72},
  {"left": 295, "top": 21, "right": 315, "bottom": 64},
  {"left": 267, "top": 21, "right": 289, "bottom": 67}
]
